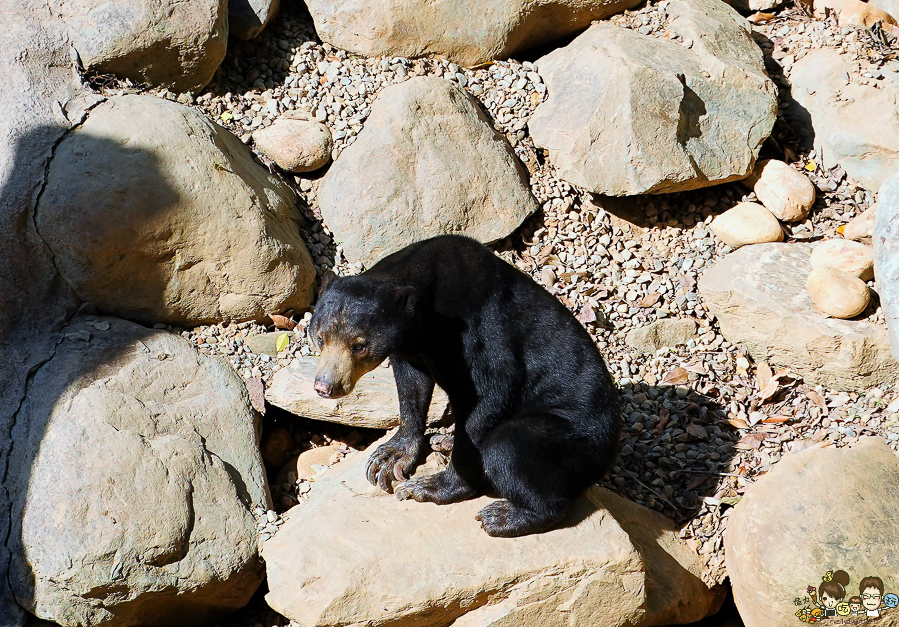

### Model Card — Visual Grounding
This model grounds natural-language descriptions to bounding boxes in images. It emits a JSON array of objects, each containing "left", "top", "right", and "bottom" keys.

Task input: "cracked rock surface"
[{"left": 6, "top": 317, "right": 268, "bottom": 627}]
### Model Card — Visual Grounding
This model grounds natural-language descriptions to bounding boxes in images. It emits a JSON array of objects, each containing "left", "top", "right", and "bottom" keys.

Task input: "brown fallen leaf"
[
  {"left": 762, "top": 414, "right": 792, "bottom": 424},
  {"left": 735, "top": 432, "right": 766, "bottom": 450},
  {"left": 270, "top": 313, "right": 297, "bottom": 330},
  {"left": 688, "top": 475, "right": 710, "bottom": 490},
  {"left": 686, "top": 423, "right": 708, "bottom": 439},
  {"left": 756, "top": 360, "right": 773, "bottom": 391},
  {"left": 639, "top": 292, "right": 661, "bottom": 308},
  {"left": 747, "top": 11, "right": 775, "bottom": 22},
  {"left": 806, "top": 390, "right": 827, "bottom": 409},
  {"left": 726, "top": 418, "right": 750, "bottom": 429},
  {"left": 684, "top": 363, "right": 708, "bottom": 375},
  {"left": 662, "top": 367, "right": 690, "bottom": 385},
  {"left": 758, "top": 378, "right": 780, "bottom": 402}
]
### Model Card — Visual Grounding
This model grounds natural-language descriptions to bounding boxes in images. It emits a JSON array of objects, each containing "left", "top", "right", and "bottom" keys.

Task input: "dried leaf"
[
  {"left": 270, "top": 313, "right": 297, "bottom": 330},
  {"left": 735, "top": 432, "right": 766, "bottom": 450},
  {"left": 276, "top": 332, "right": 290, "bottom": 352},
  {"left": 639, "top": 292, "right": 661, "bottom": 308},
  {"left": 684, "top": 363, "right": 708, "bottom": 375},
  {"left": 806, "top": 390, "right": 827, "bottom": 409},
  {"left": 747, "top": 11, "right": 775, "bottom": 22},
  {"left": 837, "top": 224, "right": 846, "bottom": 235},
  {"left": 687, "top": 475, "right": 710, "bottom": 490},
  {"left": 726, "top": 418, "right": 750, "bottom": 429},
  {"left": 805, "top": 160, "right": 817, "bottom": 171},
  {"left": 759, "top": 378, "right": 780, "bottom": 402},
  {"left": 756, "top": 361, "right": 773, "bottom": 390},
  {"left": 686, "top": 423, "right": 708, "bottom": 439},
  {"left": 576, "top": 304, "right": 597, "bottom": 324},
  {"left": 720, "top": 495, "right": 742, "bottom": 506},
  {"left": 762, "top": 414, "right": 792, "bottom": 424},
  {"left": 662, "top": 367, "right": 690, "bottom": 385}
]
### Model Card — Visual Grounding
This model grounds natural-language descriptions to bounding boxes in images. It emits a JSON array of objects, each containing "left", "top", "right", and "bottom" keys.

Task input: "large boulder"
[
  {"left": 6, "top": 317, "right": 268, "bottom": 627},
  {"left": 529, "top": 0, "right": 776, "bottom": 196},
  {"left": 230, "top": 0, "right": 280, "bottom": 40},
  {"left": 304, "top": 0, "right": 641, "bottom": 66},
  {"left": 35, "top": 94, "right": 316, "bottom": 327},
  {"left": 266, "top": 357, "right": 449, "bottom": 428},
  {"left": 263, "top": 434, "right": 723, "bottom": 627},
  {"left": 875, "top": 173, "right": 899, "bottom": 360},
  {"left": 51, "top": 0, "right": 228, "bottom": 93},
  {"left": 698, "top": 242, "right": 899, "bottom": 391},
  {"left": 790, "top": 49, "right": 899, "bottom": 191},
  {"left": 0, "top": 13, "right": 96, "bottom": 625},
  {"left": 725, "top": 438, "right": 899, "bottom": 627},
  {"left": 318, "top": 77, "right": 538, "bottom": 266}
]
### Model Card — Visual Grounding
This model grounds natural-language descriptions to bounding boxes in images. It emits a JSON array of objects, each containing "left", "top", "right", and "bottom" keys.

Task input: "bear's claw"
[{"left": 366, "top": 437, "right": 420, "bottom": 493}]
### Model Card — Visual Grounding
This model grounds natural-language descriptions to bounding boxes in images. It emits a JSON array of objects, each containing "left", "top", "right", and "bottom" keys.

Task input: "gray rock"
[
  {"left": 265, "top": 357, "right": 449, "bottom": 428},
  {"left": 35, "top": 94, "right": 316, "bottom": 327},
  {"left": 726, "top": 438, "right": 899, "bottom": 627},
  {"left": 529, "top": 0, "right": 776, "bottom": 195},
  {"left": 264, "top": 433, "right": 723, "bottom": 627},
  {"left": 7, "top": 317, "right": 268, "bottom": 627},
  {"left": 252, "top": 112, "right": 332, "bottom": 172},
  {"left": 0, "top": 14, "right": 96, "bottom": 625},
  {"left": 54, "top": 0, "right": 228, "bottom": 93},
  {"left": 699, "top": 243, "right": 899, "bottom": 391},
  {"left": 304, "top": 0, "right": 642, "bottom": 66},
  {"left": 625, "top": 319, "right": 698, "bottom": 354},
  {"left": 871, "top": 0, "right": 899, "bottom": 19},
  {"left": 790, "top": 49, "right": 899, "bottom": 191},
  {"left": 230, "top": 0, "right": 280, "bottom": 40},
  {"left": 318, "top": 77, "right": 538, "bottom": 266},
  {"left": 875, "top": 173, "right": 899, "bottom": 360},
  {"left": 245, "top": 331, "right": 293, "bottom": 356}
]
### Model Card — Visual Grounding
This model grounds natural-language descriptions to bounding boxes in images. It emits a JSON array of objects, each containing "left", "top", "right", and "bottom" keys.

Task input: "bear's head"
[{"left": 307, "top": 271, "right": 416, "bottom": 398}]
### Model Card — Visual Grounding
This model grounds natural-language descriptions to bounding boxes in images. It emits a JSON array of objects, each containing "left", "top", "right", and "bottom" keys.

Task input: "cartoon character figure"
[
  {"left": 886, "top": 593, "right": 899, "bottom": 609},
  {"left": 860, "top": 576, "right": 888, "bottom": 618},
  {"left": 848, "top": 596, "right": 863, "bottom": 615},
  {"left": 809, "top": 570, "right": 851, "bottom": 619}
]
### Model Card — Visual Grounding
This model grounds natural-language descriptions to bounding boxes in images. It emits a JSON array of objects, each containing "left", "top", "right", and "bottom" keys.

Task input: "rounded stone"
[
  {"left": 746, "top": 159, "right": 815, "bottom": 222},
  {"left": 253, "top": 113, "right": 333, "bottom": 172},
  {"left": 843, "top": 203, "right": 877, "bottom": 241},
  {"left": 709, "top": 202, "right": 784, "bottom": 249},
  {"left": 806, "top": 266, "right": 870, "bottom": 319},
  {"left": 809, "top": 239, "right": 875, "bottom": 280}
]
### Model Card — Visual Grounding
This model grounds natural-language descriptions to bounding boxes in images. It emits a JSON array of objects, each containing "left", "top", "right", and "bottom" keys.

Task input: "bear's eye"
[
  {"left": 351, "top": 342, "right": 367, "bottom": 354},
  {"left": 317, "top": 336, "right": 324, "bottom": 349}
]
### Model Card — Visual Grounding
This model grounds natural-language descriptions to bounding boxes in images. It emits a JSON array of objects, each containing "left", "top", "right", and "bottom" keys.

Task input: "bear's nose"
[{"left": 314, "top": 379, "right": 334, "bottom": 398}]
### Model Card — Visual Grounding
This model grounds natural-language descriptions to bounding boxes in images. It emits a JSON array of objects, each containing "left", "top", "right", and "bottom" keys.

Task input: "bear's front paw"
[
  {"left": 366, "top": 438, "right": 421, "bottom": 493},
  {"left": 395, "top": 470, "right": 478, "bottom": 505}
]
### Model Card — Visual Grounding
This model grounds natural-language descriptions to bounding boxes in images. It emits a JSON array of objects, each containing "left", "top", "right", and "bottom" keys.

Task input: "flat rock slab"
[
  {"left": 529, "top": 0, "right": 776, "bottom": 196},
  {"left": 266, "top": 357, "right": 450, "bottom": 428},
  {"left": 6, "top": 317, "right": 267, "bottom": 627},
  {"left": 790, "top": 48, "right": 899, "bottom": 191},
  {"left": 318, "top": 77, "right": 538, "bottom": 267},
  {"left": 725, "top": 437, "right": 899, "bottom": 627},
  {"left": 304, "top": 0, "right": 641, "bottom": 66},
  {"left": 698, "top": 242, "right": 899, "bottom": 391},
  {"left": 875, "top": 173, "right": 899, "bottom": 361},
  {"left": 263, "top": 434, "right": 722, "bottom": 627}
]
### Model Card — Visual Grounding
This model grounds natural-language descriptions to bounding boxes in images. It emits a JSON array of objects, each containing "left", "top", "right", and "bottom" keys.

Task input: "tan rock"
[
  {"left": 843, "top": 203, "right": 877, "bottom": 241},
  {"left": 709, "top": 203, "right": 783, "bottom": 249},
  {"left": 809, "top": 239, "right": 875, "bottom": 280},
  {"left": 35, "top": 95, "right": 316, "bottom": 327},
  {"left": 275, "top": 444, "right": 342, "bottom": 486},
  {"left": 698, "top": 242, "right": 899, "bottom": 391},
  {"left": 6, "top": 317, "right": 267, "bottom": 627},
  {"left": 265, "top": 357, "right": 450, "bottom": 428},
  {"left": 252, "top": 112, "right": 332, "bottom": 172},
  {"left": 317, "top": 77, "right": 538, "bottom": 266},
  {"left": 806, "top": 266, "right": 870, "bottom": 318},
  {"left": 264, "top": 434, "right": 723, "bottom": 627},
  {"left": 726, "top": 438, "right": 899, "bottom": 627},
  {"left": 625, "top": 319, "right": 698, "bottom": 354},
  {"left": 54, "top": 0, "right": 228, "bottom": 93},
  {"left": 744, "top": 159, "right": 815, "bottom": 221}
]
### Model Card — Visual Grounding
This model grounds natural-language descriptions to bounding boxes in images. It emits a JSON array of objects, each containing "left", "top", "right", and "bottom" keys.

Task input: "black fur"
[{"left": 308, "top": 235, "right": 620, "bottom": 537}]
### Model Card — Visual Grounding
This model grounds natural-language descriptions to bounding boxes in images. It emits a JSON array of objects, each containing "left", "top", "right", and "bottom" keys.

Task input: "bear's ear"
[
  {"left": 319, "top": 270, "right": 338, "bottom": 295},
  {"left": 396, "top": 286, "right": 416, "bottom": 315}
]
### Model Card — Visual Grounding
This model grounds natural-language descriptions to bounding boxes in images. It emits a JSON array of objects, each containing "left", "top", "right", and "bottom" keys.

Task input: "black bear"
[{"left": 308, "top": 235, "right": 620, "bottom": 537}]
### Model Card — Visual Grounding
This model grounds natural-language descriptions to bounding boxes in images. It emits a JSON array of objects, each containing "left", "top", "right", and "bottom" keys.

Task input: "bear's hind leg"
[{"left": 477, "top": 414, "right": 599, "bottom": 537}]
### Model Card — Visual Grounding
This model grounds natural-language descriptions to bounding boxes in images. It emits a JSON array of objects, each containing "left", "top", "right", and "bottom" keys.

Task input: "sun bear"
[{"left": 307, "top": 235, "right": 620, "bottom": 537}]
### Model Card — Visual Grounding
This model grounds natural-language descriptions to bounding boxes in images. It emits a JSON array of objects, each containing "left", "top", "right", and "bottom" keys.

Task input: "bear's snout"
[{"left": 314, "top": 378, "right": 339, "bottom": 398}]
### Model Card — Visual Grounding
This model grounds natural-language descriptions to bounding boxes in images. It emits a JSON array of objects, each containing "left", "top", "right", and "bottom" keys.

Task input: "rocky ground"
[{"left": 69, "top": 4, "right": 895, "bottom": 626}]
